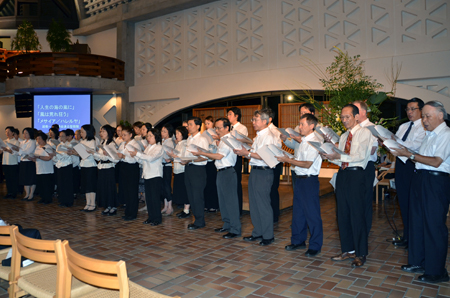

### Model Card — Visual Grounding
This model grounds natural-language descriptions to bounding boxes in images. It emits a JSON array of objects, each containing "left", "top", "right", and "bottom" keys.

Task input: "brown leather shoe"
[
  {"left": 351, "top": 256, "right": 366, "bottom": 267},
  {"left": 331, "top": 252, "right": 356, "bottom": 261}
]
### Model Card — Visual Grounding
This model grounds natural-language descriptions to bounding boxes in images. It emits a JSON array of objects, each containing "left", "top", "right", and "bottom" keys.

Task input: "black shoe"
[
  {"left": 108, "top": 209, "right": 117, "bottom": 216},
  {"left": 305, "top": 249, "right": 321, "bottom": 257},
  {"left": 223, "top": 233, "right": 239, "bottom": 239},
  {"left": 178, "top": 211, "right": 191, "bottom": 218},
  {"left": 85, "top": 207, "right": 97, "bottom": 212},
  {"left": 285, "top": 242, "right": 306, "bottom": 251},
  {"left": 243, "top": 235, "right": 263, "bottom": 242},
  {"left": 176, "top": 211, "right": 184, "bottom": 217},
  {"left": 102, "top": 208, "right": 111, "bottom": 215},
  {"left": 259, "top": 238, "right": 274, "bottom": 246},
  {"left": 208, "top": 208, "right": 218, "bottom": 212},
  {"left": 124, "top": 216, "right": 136, "bottom": 221},
  {"left": 143, "top": 218, "right": 152, "bottom": 224},
  {"left": 21, "top": 196, "right": 29, "bottom": 201},
  {"left": 393, "top": 239, "right": 408, "bottom": 247},
  {"left": 214, "top": 228, "right": 229, "bottom": 233},
  {"left": 418, "top": 272, "right": 449, "bottom": 283},
  {"left": 80, "top": 207, "right": 88, "bottom": 212},
  {"left": 401, "top": 264, "right": 425, "bottom": 273},
  {"left": 188, "top": 224, "right": 203, "bottom": 230},
  {"left": 150, "top": 221, "right": 161, "bottom": 226}
]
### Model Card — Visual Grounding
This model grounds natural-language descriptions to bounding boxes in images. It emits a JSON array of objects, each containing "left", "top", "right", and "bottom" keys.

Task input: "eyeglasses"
[{"left": 405, "top": 108, "right": 419, "bottom": 112}]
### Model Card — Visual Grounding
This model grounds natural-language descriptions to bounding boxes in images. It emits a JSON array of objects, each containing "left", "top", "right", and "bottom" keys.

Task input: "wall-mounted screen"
[{"left": 33, "top": 94, "right": 92, "bottom": 131}]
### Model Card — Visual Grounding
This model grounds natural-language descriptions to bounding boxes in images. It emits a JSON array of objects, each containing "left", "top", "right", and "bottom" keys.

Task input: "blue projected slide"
[{"left": 33, "top": 94, "right": 91, "bottom": 131}]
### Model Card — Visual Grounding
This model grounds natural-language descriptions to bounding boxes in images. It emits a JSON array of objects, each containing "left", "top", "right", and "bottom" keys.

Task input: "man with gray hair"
[
  {"left": 392, "top": 101, "right": 450, "bottom": 283},
  {"left": 234, "top": 108, "right": 279, "bottom": 246}
]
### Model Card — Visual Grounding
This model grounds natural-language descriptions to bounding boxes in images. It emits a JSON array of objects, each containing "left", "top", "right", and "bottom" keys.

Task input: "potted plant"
[
  {"left": 11, "top": 21, "right": 42, "bottom": 53},
  {"left": 46, "top": 19, "right": 72, "bottom": 52}
]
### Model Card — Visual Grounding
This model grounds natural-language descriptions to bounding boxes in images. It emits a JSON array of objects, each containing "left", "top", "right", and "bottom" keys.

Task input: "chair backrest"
[
  {"left": 0, "top": 225, "right": 12, "bottom": 246},
  {"left": 57, "top": 240, "right": 129, "bottom": 298},
  {"left": 10, "top": 226, "right": 64, "bottom": 296}
]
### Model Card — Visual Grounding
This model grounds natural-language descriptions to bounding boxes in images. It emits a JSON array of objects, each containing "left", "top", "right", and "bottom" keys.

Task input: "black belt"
[
  {"left": 415, "top": 169, "right": 449, "bottom": 177},
  {"left": 296, "top": 175, "right": 318, "bottom": 179},
  {"left": 217, "top": 166, "right": 233, "bottom": 172},
  {"left": 340, "top": 166, "right": 363, "bottom": 171},
  {"left": 100, "top": 160, "right": 112, "bottom": 164},
  {"left": 162, "top": 162, "right": 171, "bottom": 165},
  {"left": 252, "top": 166, "right": 272, "bottom": 170}
]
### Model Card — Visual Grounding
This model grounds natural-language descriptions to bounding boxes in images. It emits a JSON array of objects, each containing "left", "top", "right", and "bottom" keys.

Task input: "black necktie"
[
  {"left": 231, "top": 126, "right": 234, "bottom": 131},
  {"left": 402, "top": 122, "right": 413, "bottom": 141}
]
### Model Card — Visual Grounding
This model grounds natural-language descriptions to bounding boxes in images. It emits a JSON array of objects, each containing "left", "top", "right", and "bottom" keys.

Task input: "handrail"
[{"left": 3, "top": 52, "right": 125, "bottom": 82}]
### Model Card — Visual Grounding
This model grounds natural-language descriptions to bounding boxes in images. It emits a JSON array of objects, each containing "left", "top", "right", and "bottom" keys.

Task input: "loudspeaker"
[{"left": 15, "top": 94, "right": 33, "bottom": 118}]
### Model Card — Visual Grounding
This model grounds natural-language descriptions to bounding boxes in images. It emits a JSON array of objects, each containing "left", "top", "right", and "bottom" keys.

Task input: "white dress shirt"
[
  {"left": 79, "top": 139, "right": 97, "bottom": 168},
  {"left": 268, "top": 123, "right": 282, "bottom": 147},
  {"left": 162, "top": 138, "right": 175, "bottom": 166},
  {"left": 294, "top": 132, "right": 323, "bottom": 176},
  {"left": 53, "top": 142, "right": 72, "bottom": 169},
  {"left": 94, "top": 141, "right": 118, "bottom": 169},
  {"left": 186, "top": 132, "right": 209, "bottom": 166},
  {"left": 118, "top": 139, "right": 141, "bottom": 164},
  {"left": 136, "top": 143, "right": 164, "bottom": 179},
  {"left": 215, "top": 133, "right": 237, "bottom": 169},
  {"left": 250, "top": 127, "right": 279, "bottom": 167},
  {"left": 2, "top": 138, "right": 19, "bottom": 165},
  {"left": 231, "top": 122, "right": 248, "bottom": 136},
  {"left": 395, "top": 118, "right": 426, "bottom": 152},
  {"left": 416, "top": 122, "right": 450, "bottom": 173},
  {"left": 173, "top": 140, "right": 187, "bottom": 174},
  {"left": 35, "top": 146, "right": 54, "bottom": 175},
  {"left": 18, "top": 139, "right": 36, "bottom": 162},
  {"left": 333, "top": 125, "right": 372, "bottom": 169},
  {"left": 359, "top": 118, "right": 378, "bottom": 162}
]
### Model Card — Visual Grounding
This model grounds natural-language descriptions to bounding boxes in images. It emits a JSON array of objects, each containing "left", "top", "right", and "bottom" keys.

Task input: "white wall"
[
  {"left": 0, "top": 103, "right": 32, "bottom": 134},
  {"left": 92, "top": 94, "right": 117, "bottom": 134}
]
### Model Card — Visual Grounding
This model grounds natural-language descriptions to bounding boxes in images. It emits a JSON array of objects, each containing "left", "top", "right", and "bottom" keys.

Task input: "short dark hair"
[
  {"left": 101, "top": 124, "right": 115, "bottom": 145},
  {"left": 51, "top": 124, "right": 60, "bottom": 129},
  {"left": 13, "top": 128, "right": 19, "bottom": 136},
  {"left": 299, "top": 103, "right": 315, "bottom": 114},
  {"left": 162, "top": 123, "right": 174, "bottom": 138},
  {"left": 342, "top": 104, "right": 359, "bottom": 116},
  {"left": 23, "top": 127, "right": 34, "bottom": 139},
  {"left": 300, "top": 114, "right": 318, "bottom": 128},
  {"left": 49, "top": 127, "right": 59, "bottom": 138},
  {"left": 122, "top": 126, "right": 134, "bottom": 137},
  {"left": 175, "top": 126, "right": 189, "bottom": 140},
  {"left": 227, "top": 107, "right": 242, "bottom": 122},
  {"left": 37, "top": 132, "right": 48, "bottom": 142},
  {"left": 149, "top": 128, "right": 162, "bottom": 144},
  {"left": 267, "top": 108, "right": 275, "bottom": 121},
  {"left": 188, "top": 117, "right": 202, "bottom": 131},
  {"left": 215, "top": 117, "right": 231, "bottom": 131},
  {"left": 410, "top": 97, "right": 425, "bottom": 110},
  {"left": 5, "top": 126, "right": 14, "bottom": 132},
  {"left": 65, "top": 129, "right": 74, "bottom": 137},
  {"left": 81, "top": 124, "right": 96, "bottom": 141},
  {"left": 132, "top": 121, "right": 143, "bottom": 129}
]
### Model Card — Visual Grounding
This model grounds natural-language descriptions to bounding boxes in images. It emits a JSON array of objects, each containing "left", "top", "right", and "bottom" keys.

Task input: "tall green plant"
[
  {"left": 46, "top": 19, "right": 72, "bottom": 52},
  {"left": 11, "top": 21, "right": 42, "bottom": 53}
]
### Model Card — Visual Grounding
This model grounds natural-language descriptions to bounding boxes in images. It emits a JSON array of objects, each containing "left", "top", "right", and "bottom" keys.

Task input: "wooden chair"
[
  {"left": 9, "top": 226, "right": 95, "bottom": 298},
  {"left": 0, "top": 225, "right": 53, "bottom": 282},
  {"left": 57, "top": 240, "right": 180, "bottom": 298},
  {"left": 375, "top": 167, "right": 395, "bottom": 204}
]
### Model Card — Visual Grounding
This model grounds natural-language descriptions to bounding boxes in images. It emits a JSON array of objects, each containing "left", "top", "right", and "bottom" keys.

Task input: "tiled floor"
[{"left": 0, "top": 178, "right": 449, "bottom": 298}]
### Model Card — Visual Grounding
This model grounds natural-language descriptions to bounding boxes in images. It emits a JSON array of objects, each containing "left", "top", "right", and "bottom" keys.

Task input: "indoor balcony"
[{"left": 0, "top": 51, "right": 126, "bottom": 95}]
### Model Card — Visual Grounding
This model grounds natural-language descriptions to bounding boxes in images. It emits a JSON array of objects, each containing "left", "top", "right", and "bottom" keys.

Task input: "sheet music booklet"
[
  {"left": 308, "top": 141, "right": 348, "bottom": 156},
  {"left": 73, "top": 143, "right": 91, "bottom": 160},
  {"left": 315, "top": 127, "right": 340, "bottom": 144},
  {"left": 221, "top": 136, "right": 251, "bottom": 151},
  {"left": 267, "top": 144, "right": 294, "bottom": 159},
  {"left": 255, "top": 145, "right": 280, "bottom": 168}
]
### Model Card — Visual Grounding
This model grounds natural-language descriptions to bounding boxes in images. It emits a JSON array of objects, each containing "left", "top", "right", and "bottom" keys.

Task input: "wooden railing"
[{"left": 3, "top": 52, "right": 124, "bottom": 82}]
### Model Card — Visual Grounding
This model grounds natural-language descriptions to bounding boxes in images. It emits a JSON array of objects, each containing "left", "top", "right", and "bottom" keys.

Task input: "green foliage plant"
[
  {"left": 46, "top": 19, "right": 72, "bottom": 52},
  {"left": 11, "top": 21, "right": 42, "bottom": 53}
]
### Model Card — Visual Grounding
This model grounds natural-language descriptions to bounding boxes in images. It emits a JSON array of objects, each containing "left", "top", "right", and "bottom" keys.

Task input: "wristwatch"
[
  {"left": 409, "top": 154, "right": 415, "bottom": 160},
  {"left": 247, "top": 152, "right": 251, "bottom": 159}
]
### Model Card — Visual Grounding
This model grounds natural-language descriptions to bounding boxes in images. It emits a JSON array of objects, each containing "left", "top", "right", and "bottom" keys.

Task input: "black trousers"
[
  {"left": 72, "top": 166, "right": 81, "bottom": 195},
  {"left": 395, "top": 158, "right": 415, "bottom": 241},
  {"left": 184, "top": 164, "right": 207, "bottom": 227},
  {"left": 145, "top": 177, "right": 163, "bottom": 223},
  {"left": 121, "top": 163, "right": 140, "bottom": 218},
  {"left": 270, "top": 162, "right": 283, "bottom": 222},
  {"left": 36, "top": 173, "right": 53, "bottom": 204},
  {"left": 161, "top": 166, "right": 173, "bottom": 202},
  {"left": 57, "top": 165, "right": 74, "bottom": 206},
  {"left": 234, "top": 156, "right": 243, "bottom": 214},
  {"left": 409, "top": 171, "right": 450, "bottom": 275},
  {"left": 204, "top": 161, "right": 219, "bottom": 210},
  {"left": 335, "top": 168, "right": 368, "bottom": 256},
  {"left": 364, "top": 161, "right": 375, "bottom": 235},
  {"left": 3, "top": 164, "right": 19, "bottom": 197}
]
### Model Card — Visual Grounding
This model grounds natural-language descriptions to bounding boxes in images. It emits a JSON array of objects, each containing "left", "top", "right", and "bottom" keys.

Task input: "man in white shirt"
[
  {"left": 277, "top": 114, "right": 323, "bottom": 257},
  {"left": 268, "top": 109, "right": 282, "bottom": 223},
  {"left": 353, "top": 101, "right": 378, "bottom": 236},
  {"left": 390, "top": 98, "right": 426, "bottom": 248},
  {"left": 234, "top": 109, "right": 279, "bottom": 246},
  {"left": 192, "top": 118, "right": 241, "bottom": 239},
  {"left": 1, "top": 126, "right": 20, "bottom": 199},
  {"left": 392, "top": 101, "right": 450, "bottom": 283},
  {"left": 184, "top": 117, "right": 210, "bottom": 230},
  {"left": 321, "top": 104, "right": 372, "bottom": 267},
  {"left": 227, "top": 107, "right": 248, "bottom": 215}
]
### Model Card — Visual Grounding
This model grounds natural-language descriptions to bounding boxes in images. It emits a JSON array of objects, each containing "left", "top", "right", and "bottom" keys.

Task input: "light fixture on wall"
[{"left": 286, "top": 94, "right": 293, "bottom": 101}]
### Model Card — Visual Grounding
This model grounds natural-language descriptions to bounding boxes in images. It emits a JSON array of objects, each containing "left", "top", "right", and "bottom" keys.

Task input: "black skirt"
[
  {"left": 80, "top": 167, "right": 98, "bottom": 194},
  {"left": 19, "top": 161, "right": 36, "bottom": 186},
  {"left": 173, "top": 173, "right": 189, "bottom": 205},
  {"left": 97, "top": 167, "right": 117, "bottom": 208}
]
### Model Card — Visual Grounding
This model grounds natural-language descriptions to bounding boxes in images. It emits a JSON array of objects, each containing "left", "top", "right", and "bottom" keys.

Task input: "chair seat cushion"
[
  {"left": 17, "top": 266, "right": 96, "bottom": 298},
  {"left": 76, "top": 281, "right": 174, "bottom": 298}
]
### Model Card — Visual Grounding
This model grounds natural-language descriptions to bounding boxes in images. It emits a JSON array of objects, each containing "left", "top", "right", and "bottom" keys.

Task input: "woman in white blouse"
[
  {"left": 94, "top": 125, "right": 119, "bottom": 216},
  {"left": 130, "top": 128, "right": 164, "bottom": 225},
  {"left": 168, "top": 126, "right": 190, "bottom": 218},
  {"left": 53, "top": 130, "right": 74, "bottom": 207},
  {"left": 117, "top": 126, "right": 142, "bottom": 221},
  {"left": 17, "top": 128, "right": 37, "bottom": 201},
  {"left": 160, "top": 124, "right": 175, "bottom": 216},
  {"left": 31, "top": 133, "right": 55, "bottom": 204}
]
